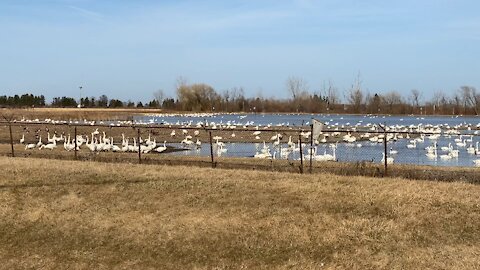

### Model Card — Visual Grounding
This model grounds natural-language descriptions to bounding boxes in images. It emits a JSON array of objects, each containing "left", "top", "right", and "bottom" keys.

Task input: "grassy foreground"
[{"left": 0, "top": 157, "right": 479, "bottom": 269}]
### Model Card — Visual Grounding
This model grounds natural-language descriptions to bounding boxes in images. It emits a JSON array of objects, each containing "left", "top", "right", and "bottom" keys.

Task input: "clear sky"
[{"left": 1, "top": 0, "right": 479, "bottom": 102}]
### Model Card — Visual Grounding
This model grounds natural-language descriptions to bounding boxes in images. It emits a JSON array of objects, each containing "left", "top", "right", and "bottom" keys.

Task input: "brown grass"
[
  {"left": 1, "top": 142, "right": 479, "bottom": 184},
  {"left": 0, "top": 156, "right": 479, "bottom": 269},
  {"left": 1, "top": 107, "right": 162, "bottom": 121}
]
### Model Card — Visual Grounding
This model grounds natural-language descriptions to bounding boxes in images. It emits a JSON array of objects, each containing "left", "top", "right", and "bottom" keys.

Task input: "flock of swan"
[
  {"left": 11, "top": 112, "right": 480, "bottom": 167},
  {"left": 20, "top": 128, "right": 169, "bottom": 154}
]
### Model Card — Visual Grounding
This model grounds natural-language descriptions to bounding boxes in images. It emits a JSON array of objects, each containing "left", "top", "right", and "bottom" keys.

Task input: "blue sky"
[{"left": 1, "top": 0, "right": 479, "bottom": 102}]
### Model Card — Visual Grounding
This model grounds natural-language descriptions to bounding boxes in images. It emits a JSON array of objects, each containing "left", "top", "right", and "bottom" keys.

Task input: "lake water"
[
  {"left": 136, "top": 113, "right": 480, "bottom": 168},
  {"left": 137, "top": 113, "right": 480, "bottom": 128}
]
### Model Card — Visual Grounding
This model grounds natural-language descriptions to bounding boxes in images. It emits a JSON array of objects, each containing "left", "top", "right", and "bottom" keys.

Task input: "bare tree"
[
  {"left": 321, "top": 80, "right": 340, "bottom": 110},
  {"left": 410, "top": 89, "right": 421, "bottom": 113},
  {"left": 431, "top": 90, "right": 447, "bottom": 114},
  {"left": 346, "top": 73, "right": 364, "bottom": 113},
  {"left": 286, "top": 76, "right": 308, "bottom": 100},
  {"left": 153, "top": 89, "right": 165, "bottom": 105},
  {"left": 459, "top": 86, "right": 479, "bottom": 115},
  {"left": 176, "top": 76, "right": 188, "bottom": 87},
  {"left": 222, "top": 89, "right": 230, "bottom": 111},
  {"left": 383, "top": 91, "right": 403, "bottom": 112}
]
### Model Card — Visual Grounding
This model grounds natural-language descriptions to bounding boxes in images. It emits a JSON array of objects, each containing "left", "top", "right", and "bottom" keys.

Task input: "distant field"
[
  {"left": 0, "top": 156, "right": 479, "bottom": 269},
  {"left": 1, "top": 107, "right": 163, "bottom": 121}
]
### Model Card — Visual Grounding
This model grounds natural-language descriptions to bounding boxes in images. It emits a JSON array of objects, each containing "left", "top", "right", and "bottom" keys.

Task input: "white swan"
[
  {"left": 156, "top": 141, "right": 167, "bottom": 153},
  {"left": 86, "top": 136, "right": 96, "bottom": 152},
  {"left": 25, "top": 143, "right": 36, "bottom": 150},
  {"left": 102, "top": 132, "right": 111, "bottom": 145},
  {"left": 40, "top": 140, "right": 56, "bottom": 150},
  {"left": 466, "top": 144, "right": 475, "bottom": 154},
  {"left": 36, "top": 136, "right": 43, "bottom": 148},
  {"left": 47, "top": 132, "right": 55, "bottom": 143},
  {"left": 381, "top": 152, "right": 394, "bottom": 164},
  {"left": 440, "top": 143, "right": 451, "bottom": 152},
  {"left": 121, "top": 138, "right": 129, "bottom": 152},
  {"left": 407, "top": 140, "right": 416, "bottom": 149},
  {"left": 425, "top": 147, "right": 437, "bottom": 159},
  {"left": 439, "top": 152, "right": 453, "bottom": 160}
]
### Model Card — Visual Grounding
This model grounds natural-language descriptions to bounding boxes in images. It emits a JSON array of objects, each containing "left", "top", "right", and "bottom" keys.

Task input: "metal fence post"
[
  {"left": 74, "top": 126, "right": 78, "bottom": 160},
  {"left": 8, "top": 122, "right": 14, "bottom": 158},
  {"left": 209, "top": 131, "right": 215, "bottom": 168},
  {"left": 299, "top": 134, "right": 304, "bottom": 174},
  {"left": 309, "top": 124, "right": 313, "bottom": 174},
  {"left": 137, "top": 128, "right": 142, "bottom": 164}
]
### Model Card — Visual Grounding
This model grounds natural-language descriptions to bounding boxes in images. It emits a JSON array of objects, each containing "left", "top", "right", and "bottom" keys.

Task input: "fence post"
[
  {"left": 209, "top": 131, "right": 215, "bottom": 168},
  {"left": 299, "top": 134, "right": 304, "bottom": 174},
  {"left": 8, "top": 122, "right": 14, "bottom": 158},
  {"left": 137, "top": 128, "right": 142, "bottom": 164},
  {"left": 74, "top": 126, "right": 78, "bottom": 160},
  {"left": 383, "top": 127, "right": 388, "bottom": 176},
  {"left": 309, "top": 124, "right": 313, "bottom": 174}
]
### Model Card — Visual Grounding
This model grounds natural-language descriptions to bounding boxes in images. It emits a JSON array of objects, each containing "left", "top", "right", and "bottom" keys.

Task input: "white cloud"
[{"left": 68, "top": 5, "right": 104, "bottom": 21}]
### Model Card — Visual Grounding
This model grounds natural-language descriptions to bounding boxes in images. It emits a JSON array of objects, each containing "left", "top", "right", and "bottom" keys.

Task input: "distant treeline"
[
  {"left": 0, "top": 94, "right": 46, "bottom": 107},
  {"left": 2, "top": 77, "right": 479, "bottom": 115}
]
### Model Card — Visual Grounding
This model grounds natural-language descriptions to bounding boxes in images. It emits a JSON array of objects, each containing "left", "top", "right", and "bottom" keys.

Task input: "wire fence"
[{"left": 0, "top": 120, "right": 479, "bottom": 182}]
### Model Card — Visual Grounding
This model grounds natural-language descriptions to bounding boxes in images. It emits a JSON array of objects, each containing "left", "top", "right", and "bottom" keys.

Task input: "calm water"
[
  {"left": 136, "top": 113, "right": 480, "bottom": 168},
  {"left": 164, "top": 139, "right": 480, "bottom": 168},
  {"left": 136, "top": 113, "right": 480, "bottom": 128}
]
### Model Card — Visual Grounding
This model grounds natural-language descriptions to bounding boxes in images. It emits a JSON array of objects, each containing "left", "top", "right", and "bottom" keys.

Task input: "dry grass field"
[
  {"left": 0, "top": 156, "right": 479, "bottom": 269},
  {"left": 1, "top": 107, "right": 163, "bottom": 121},
  {"left": 0, "top": 143, "right": 479, "bottom": 183}
]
